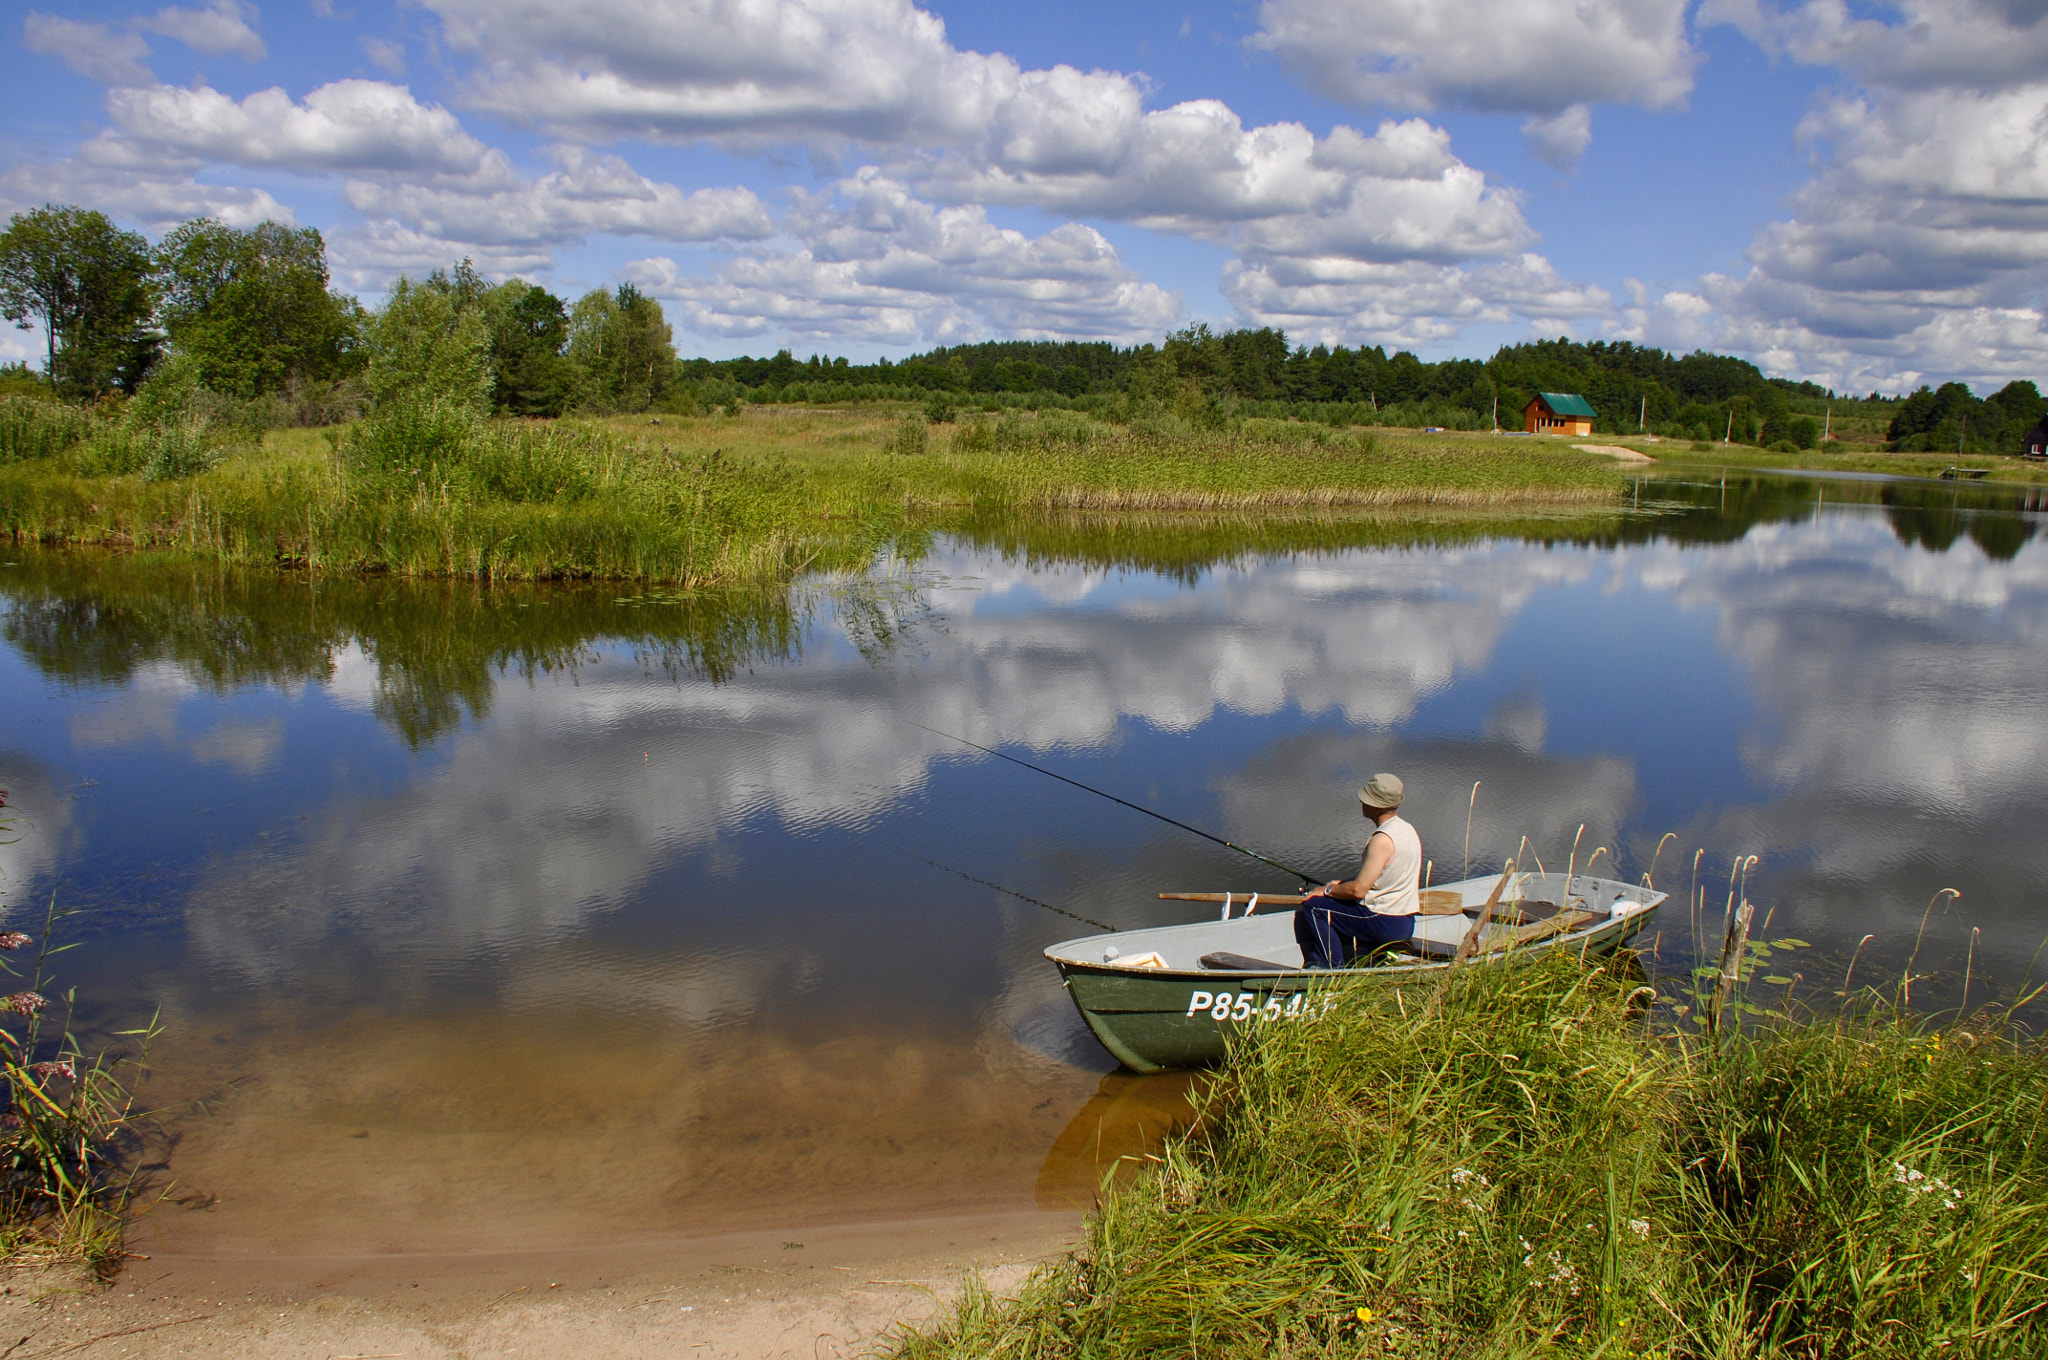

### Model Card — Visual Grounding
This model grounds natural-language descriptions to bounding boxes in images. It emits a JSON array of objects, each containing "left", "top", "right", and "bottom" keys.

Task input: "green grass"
[
  {"left": 1629, "top": 436, "right": 2048, "bottom": 487},
  {"left": 887, "top": 957, "right": 2048, "bottom": 1359},
  {"left": 0, "top": 401, "right": 1626, "bottom": 584}
]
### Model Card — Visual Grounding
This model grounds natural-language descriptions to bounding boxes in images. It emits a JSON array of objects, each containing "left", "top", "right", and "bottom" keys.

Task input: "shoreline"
[{"left": 3, "top": 1209, "right": 1083, "bottom": 1359}]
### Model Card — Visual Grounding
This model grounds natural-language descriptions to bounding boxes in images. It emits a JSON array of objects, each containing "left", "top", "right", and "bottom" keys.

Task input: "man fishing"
[{"left": 1294, "top": 773, "right": 1422, "bottom": 968}]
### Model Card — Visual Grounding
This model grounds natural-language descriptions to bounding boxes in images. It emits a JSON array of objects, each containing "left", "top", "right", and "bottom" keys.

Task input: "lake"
[{"left": 1, "top": 470, "right": 2043, "bottom": 1259}]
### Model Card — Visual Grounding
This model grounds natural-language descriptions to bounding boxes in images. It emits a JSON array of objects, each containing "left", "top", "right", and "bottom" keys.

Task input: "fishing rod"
[
  {"left": 906, "top": 720, "right": 1322, "bottom": 886},
  {"left": 912, "top": 855, "right": 1115, "bottom": 932}
]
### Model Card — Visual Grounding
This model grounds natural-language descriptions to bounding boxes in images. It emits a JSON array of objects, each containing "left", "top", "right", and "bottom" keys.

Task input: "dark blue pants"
[{"left": 1294, "top": 894, "right": 1413, "bottom": 968}]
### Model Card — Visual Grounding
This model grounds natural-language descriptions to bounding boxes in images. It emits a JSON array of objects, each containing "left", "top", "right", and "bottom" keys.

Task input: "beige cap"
[{"left": 1358, "top": 773, "right": 1405, "bottom": 809}]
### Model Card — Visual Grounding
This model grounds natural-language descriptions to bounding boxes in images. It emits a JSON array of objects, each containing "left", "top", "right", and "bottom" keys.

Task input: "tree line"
[
  {"left": 5, "top": 202, "right": 2046, "bottom": 454},
  {"left": 0, "top": 205, "right": 678, "bottom": 422}
]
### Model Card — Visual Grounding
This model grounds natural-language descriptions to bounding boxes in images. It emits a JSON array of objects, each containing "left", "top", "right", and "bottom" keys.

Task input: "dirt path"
[{"left": 0, "top": 1210, "right": 1081, "bottom": 1359}]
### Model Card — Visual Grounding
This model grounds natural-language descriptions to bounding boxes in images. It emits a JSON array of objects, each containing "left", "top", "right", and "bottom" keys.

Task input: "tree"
[
  {"left": 0, "top": 204, "right": 158, "bottom": 396},
  {"left": 364, "top": 276, "right": 491, "bottom": 414},
  {"left": 567, "top": 283, "right": 675, "bottom": 411},
  {"left": 153, "top": 219, "right": 362, "bottom": 397},
  {"left": 481, "top": 280, "right": 577, "bottom": 416}
]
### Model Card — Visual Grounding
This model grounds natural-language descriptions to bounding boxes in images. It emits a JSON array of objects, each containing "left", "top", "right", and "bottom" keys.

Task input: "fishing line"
[
  {"left": 905, "top": 720, "right": 1321, "bottom": 885},
  {"left": 911, "top": 855, "right": 1115, "bottom": 933}
]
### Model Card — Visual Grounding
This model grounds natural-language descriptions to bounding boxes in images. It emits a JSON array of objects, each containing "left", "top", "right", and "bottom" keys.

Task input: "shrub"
[
  {"left": 951, "top": 418, "right": 994, "bottom": 454},
  {"left": 924, "top": 390, "right": 958, "bottom": 424},
  {"left": 887, "top": 414, "right": 928, "bottom": 456}
]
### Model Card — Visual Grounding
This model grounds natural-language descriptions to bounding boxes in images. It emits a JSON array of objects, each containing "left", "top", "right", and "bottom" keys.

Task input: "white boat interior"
[{"left": 1045, "top": 872, "right": 1661, "bottom": 973}]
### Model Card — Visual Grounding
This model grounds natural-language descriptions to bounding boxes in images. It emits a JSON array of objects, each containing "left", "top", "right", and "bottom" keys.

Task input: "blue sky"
[{"left": 5, "top": 0, "right": 2048, "bottom": 393}]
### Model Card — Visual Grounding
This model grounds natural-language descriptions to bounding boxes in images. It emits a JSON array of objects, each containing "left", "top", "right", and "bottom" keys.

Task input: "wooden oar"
[
  {"left": 1501, "top": 909, "right": 1598, "bottom": 950},
  {"left": 1453, "top": 862, "right": 1515, "bottom": 963}
]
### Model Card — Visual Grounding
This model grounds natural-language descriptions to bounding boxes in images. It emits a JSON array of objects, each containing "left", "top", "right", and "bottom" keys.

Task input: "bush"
[
  {"left": 1768, "top": 438, "right": 1799, "bottom": 453},
  {"left": 886, "top": 414, "right": 928, "bottom": 456},
  {"left": 1789, "top": 416, "right": 1819, "bottom": 449},
  {"left": 951, "top": 418, "right": 994, "bottom": 453},
  {"left": 924, "top": 390, "right": 958, "bottom": 424}
]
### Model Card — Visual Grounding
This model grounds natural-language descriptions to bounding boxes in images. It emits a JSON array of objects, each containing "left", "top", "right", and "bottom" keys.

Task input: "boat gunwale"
[{"left": 1044, "top": 882, "right": 1665, "bottom": 982}]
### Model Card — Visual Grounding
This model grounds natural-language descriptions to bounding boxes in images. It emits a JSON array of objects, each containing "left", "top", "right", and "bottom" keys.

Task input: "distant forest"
[
  {"left": 688, "top": 327, "right": 2048, "bottom": 455},
  {"left": 3, "top": 205, "right": 2044, "bottom": 455}
]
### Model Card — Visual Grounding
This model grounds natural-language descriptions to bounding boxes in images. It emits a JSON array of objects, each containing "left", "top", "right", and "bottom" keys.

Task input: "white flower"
[{"left": 1627, "top": 1218, "right": 1650, "bottom": 1239}]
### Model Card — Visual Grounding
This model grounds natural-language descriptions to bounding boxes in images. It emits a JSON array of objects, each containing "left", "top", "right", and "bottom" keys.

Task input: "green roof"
[{"left": 1536, "top": 391, "right": 1597, "bottom": 418}]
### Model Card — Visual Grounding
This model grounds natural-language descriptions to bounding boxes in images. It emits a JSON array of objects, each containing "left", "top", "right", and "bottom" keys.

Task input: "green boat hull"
[{"left": 1047, "top": 873, "right": 1662, "bottom": 1072}]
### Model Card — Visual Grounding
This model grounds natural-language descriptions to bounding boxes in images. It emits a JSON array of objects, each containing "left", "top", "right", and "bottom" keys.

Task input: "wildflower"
[
  {"left": 1356, "top": 1307, "right": 1373, "bottom": 1323},
  {"left": 1628, "top": 1218, "right": 1650, "bottom": 1239},
  {"left": 1450, "top": 1167, "right": 1489, "bottom": 1187},
  {"left": 4, "top": 992, "right": 45, "bottom": 1016},
  {"left": 1892, "top": 1162, "right": 1961, "bottom": 1210},
  {"left": 29, "top": 1061, "right": 72, "bottom": 1082},
  {"left": 0, "top": 933, "right": 29, "bottom": 951}
]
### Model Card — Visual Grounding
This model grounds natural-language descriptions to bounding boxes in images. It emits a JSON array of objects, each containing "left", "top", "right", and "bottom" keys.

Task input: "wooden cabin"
[
  {"left": 2024, "top": 417, "right": 2048, "bottom": 459},
  {"left": 1524, "top": 391, "right": 1596, "bottom": 436}
]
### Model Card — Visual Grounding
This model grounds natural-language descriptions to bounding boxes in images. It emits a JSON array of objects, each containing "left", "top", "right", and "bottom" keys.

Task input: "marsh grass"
[
  {"left": 0, "top": 804, "right": 153, "bottom": 1273},
  {"left": 0, "top": 404, "right": 1623, "bottom": 584},
  {"left": 888, "top": 955, "right": 2048, "bottom": 1359}
]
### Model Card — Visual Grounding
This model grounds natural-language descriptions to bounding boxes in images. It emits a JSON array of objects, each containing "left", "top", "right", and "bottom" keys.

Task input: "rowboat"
[{"left": 1044, "top": 871, "right": 1664, "bottom": 1072}]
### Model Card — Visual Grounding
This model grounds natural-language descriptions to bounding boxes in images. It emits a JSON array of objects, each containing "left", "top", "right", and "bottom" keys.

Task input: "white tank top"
[{"left": 1359, "top": 815, "right": 1422, "bottom": 916}]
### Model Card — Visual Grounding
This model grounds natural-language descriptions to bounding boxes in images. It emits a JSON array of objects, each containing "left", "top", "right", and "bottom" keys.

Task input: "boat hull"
[{"left": 1047, "top": 874, "right": 1661, "bottom": 1073}]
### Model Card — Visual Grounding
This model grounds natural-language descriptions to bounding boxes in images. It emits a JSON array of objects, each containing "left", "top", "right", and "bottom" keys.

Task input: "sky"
[{"left": 4, "top": 0, "right": 2048, "bottom": 394}]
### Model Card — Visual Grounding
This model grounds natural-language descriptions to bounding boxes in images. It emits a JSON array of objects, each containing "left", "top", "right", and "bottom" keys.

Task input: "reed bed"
[
  {"left": 0, "top": 841, "right": 152, "bottom": 1273},
  {"left": 0, "top": 401, "right": 1623, "bottom": 584},
  {"left": 888, "top": 955, "right": 2048, "bottom": 1359}
]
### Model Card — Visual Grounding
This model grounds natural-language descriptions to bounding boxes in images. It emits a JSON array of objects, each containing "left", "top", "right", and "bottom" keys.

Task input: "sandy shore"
[{"left": 0, "top": 1209, "right": 1081, "bottom": 1359}]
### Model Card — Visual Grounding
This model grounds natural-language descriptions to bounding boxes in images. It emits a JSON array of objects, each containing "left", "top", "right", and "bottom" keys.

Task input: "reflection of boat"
[
  {"left": 1035, "top": 1069, "right": 1207, "bottom": 1209},
  {"left": 1044, "top": 873, "right": 1663, "bottom": 1072}
]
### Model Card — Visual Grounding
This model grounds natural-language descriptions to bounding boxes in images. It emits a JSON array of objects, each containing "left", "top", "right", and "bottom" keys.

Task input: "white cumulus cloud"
[
  {"left": 343, "top": 147, "right": 774, "bottom": 250},
  {"left": 628, "top": 170, "right": 1181, "bottom": 346},
  {"left": 137, "top": 0, "right": 266, "bottom": 62},
  {"left": 23, "top": 14, "right": 154, "bottom": 87},
  {"left": 1250, "top": 0, "right": 1697, "bottom": 163},
  {"left": 1667, "top": 1, "right": 2048, "bottom": 388},
  {"left": 105, "top": 80, "right": 497, "bottom": 178}
]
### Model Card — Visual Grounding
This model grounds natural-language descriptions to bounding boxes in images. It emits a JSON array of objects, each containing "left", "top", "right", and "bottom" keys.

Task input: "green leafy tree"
[
  {"left": 0, "top": 204, "right": 158, "bottom": 396},
  {"left": 153, "top": 219, "right": 362, "bottom": 397},
  {"left": 567, "top": 283, "right": 675, "bottom": 412},
  {"left": 481, "top": 280, "right": 577, "bottom": 416},
  {"left": 364, "top": 276, "right": 491, "bottom": 415}
]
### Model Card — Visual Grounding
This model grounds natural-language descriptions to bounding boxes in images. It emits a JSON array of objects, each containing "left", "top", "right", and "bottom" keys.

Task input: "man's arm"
[{"left": 1325, "top": 831, "right": 1394, "bottom": 902}]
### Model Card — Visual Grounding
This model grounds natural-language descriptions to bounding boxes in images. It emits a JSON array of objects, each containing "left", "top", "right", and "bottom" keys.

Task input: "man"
[{"left": 1294, "top": 772, "right": 1422, "bottom": 968}]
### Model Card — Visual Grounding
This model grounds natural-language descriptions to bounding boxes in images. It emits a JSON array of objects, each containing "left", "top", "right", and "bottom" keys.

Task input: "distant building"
[
  {"left": 2025, "top": 417, "right": 2048, "bottom": 459},
  {"left": 1524, "top": 392, "right": 1596, "bottom": 436}
]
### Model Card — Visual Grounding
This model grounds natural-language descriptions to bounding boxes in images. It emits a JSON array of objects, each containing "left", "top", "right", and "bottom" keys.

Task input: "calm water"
[{"left": 1, "top": 472, "right": 2044, "bottom": 1257}]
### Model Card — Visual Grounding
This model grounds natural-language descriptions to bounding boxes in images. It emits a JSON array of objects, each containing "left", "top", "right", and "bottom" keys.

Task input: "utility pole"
[
  {"left": 1639, "top": 395, "right": 1646, "bottom": 432},
  {"left": 1823, "top": 405, "right": 1831, "bottom": 441},
  {"left": 1491, "top": 394, "right": 1498, "bottom": 432},
  {"left": 1724, "top": 410, "right": 1734, "bottom": 444}
]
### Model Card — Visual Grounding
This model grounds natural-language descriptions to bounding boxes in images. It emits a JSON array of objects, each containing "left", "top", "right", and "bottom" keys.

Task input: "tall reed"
[{"left": 888, "top": 955, "right": 2048, "bottom": 1359}]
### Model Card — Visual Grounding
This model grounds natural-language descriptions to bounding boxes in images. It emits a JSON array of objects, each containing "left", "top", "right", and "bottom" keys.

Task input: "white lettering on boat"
[{"left": 1182, "top": 990, "right": 1335, "bottom": 1024}]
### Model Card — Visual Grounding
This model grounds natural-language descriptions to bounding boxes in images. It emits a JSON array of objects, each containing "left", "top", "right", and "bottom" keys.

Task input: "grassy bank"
[
  {"left": 891, "top": 957, "right": 2048, "bottom": 1359},
  {"left": 1604, "top": 435, "right": 2048, "bottom": 488},
  {"left": 0, "top": 400, "right": 1624, "bottom": 584}
]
